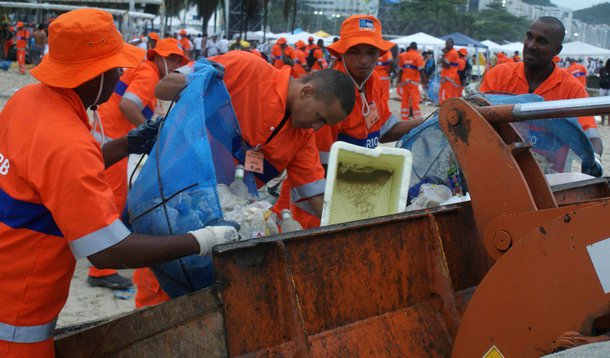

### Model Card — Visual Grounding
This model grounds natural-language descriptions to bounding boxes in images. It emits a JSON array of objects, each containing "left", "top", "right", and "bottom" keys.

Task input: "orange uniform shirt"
[
  {"left": 271, "top": 44, "right": 293, "bottom": 69},
  {"left": 15, "top": 29, "right": 29, "bottom": 49},
  {"left": 480, "top": 61, "right": 599, "bottom": 138},
  {"left": 375, "top": 51, "right": 393, "bottom": 80},
  {"left": 441, "top": 48, "right": 459, "bottom": 80},
  {"left": 98, "top": 60, "right": 159, "bottom": 139},
  {"left": 310, "top": 47, "right": 328, "bottom": 72},
  {"left": 566, "top": 62, "right": 587, "bottom": 87},
  {"left": 398, "top": 49, "right": 424, "bottom": 83},
  {"left": 179, "top": 37, "right": 191, "bottom": 56},
  {"left": 0, "top": 85, "right": 129, "bottom": 347},
  {"left": 209, "top": 52, "right": 325, "bottom": 196},
  {"left": 291, "top": 48, "right": 308, "bottom": 77}
]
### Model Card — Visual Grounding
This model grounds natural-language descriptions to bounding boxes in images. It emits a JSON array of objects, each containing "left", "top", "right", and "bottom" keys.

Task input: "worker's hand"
[
  {"left": 188, "top": 226, "right": 240, "bottom": 256},
  {"left": 127, "top": 117, "right": 162, "bottom": 154}
]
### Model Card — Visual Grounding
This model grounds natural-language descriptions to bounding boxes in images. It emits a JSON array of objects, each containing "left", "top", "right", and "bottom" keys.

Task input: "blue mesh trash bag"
[
  {"left": 426, "top": 74, "right": 440, "bottom": 105},
  {"left": 128, "top": 60, "right": 247, "bottom": 298},
  {"left": 398, "top": 93, "right": 600, "bottom": 204}
]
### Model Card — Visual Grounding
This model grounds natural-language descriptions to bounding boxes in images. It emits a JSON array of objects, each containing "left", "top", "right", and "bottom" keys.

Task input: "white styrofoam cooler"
[{"left": 320, "top": 141, "right": 413, "bottom": 226}]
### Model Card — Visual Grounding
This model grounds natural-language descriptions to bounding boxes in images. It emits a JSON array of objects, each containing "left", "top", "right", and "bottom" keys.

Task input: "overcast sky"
[{"left": 552, "top": 0, "right": 608, "bottom": 10}]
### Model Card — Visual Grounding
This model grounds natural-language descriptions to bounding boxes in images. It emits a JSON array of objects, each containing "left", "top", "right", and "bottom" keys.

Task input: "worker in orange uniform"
[
  {"left": 150, "top": 51, "right": 356, "bottom": 306},
  {"left": 279, "top": 15, "right": 424, "bottom": 228},
  {"left": 307, "top": 40, "right": 328, "bottom": 73},
  {"left": 481, "top": 16, "right": 603, "bottom": 159},
  {"left": 513, "top": 50, "right": 521, "bottom": 62},
  {"left": 15, "top": 21, "right": 29, "bottom": 74},
  {"left": 305, "top": 36, "right": 316, "bottom": 55},
  {"left": 271, "top": 37, "right": 293, "bottom": 69},
  {"left": 566, "top": 58, "right": 588, "bottom": 88},
  {"left": 397, "top": 41, "right": 424, "bottom": 120},
  {"left": 292, "top": 40, "right": 309, "bottom": 77},
  {"left": 456, "top": 47, "right": 468, "bottom": 98},
  {"left": 0, "top": 9, "right": 239, "bottom": 357},
  {"left": 148, "top": 32, "right": 159, "bottom": 49},
  {"left": 93, "top": 38, "right": 189, "bottom": 300},
  {"left": 375, "top": 48, "right": 393, "bottom": 103},
  {"left": 178, "top": 29, "right": 192, "bottom": 59},
  {"left": 439, "top": 38, "right": 460, "bottom": 104}
]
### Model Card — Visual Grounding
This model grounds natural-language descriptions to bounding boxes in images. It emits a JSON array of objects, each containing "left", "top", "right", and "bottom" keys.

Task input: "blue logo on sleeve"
[{"left": 359, "top": 19, "right": 375, "bottom": 31}]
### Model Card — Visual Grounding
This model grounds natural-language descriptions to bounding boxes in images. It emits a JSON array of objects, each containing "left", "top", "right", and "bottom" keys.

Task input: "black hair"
[
  {"left": 536, "top": 16, "right": 565, "bottom": 44},
  {"left": 301, "top": 69, "right": 355, "bottom": 116},
  {"left": 605, "top": 59, "right": 610, "bottom": 71}
]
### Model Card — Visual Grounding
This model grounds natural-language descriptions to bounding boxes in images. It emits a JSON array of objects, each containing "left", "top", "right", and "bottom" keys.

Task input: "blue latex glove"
[{"left": 127, "top": 117, "right": 162, "bottom": 154}]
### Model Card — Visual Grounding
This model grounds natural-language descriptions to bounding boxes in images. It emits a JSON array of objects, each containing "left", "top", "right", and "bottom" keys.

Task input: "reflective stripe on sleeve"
[
  {"left": 0, "top": 318, "right": 57, "bottom": 343},
  {"left": 69, "top": 219, "right": 131, "bottom": 260},
  {"left": 380, "top": 113, "right": 400, "bottom": 139},
  {"left": 586, "top": 127, "right": 601, "bottom": 140},
  {"left": 292, "top": 199, "right": 317, "bottom": 216},
  {"left": 123, "top": 92, "right": 145, "bottom": 110},
  {"left": 291, "top": 179, "right": 325, "bottom": 202},
  {"left": 319, "top": 151, "right": 329, "bottom": 165}
]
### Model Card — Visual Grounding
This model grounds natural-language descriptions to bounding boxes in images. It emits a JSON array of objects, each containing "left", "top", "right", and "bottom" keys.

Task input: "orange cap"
[
  {"left": 295, "top": 40, "right": 306, "bottom": 49},
  {"left": 553, "top": 55, "right": 560, "bottom": 63},
  {"left": 327, "top": 15, "right": 394, "bottom": 57},
  {"left": 148, "top": 32, "right": 159, "bottom": 41},
  {"left": 30, "top": 9, "right": 144, "bottom": 88},
  {"left": 308, "top": 36, "right": 314, "bottom": 41},
  {"left": 179, "top": 29, "right": 187, "bottom": 36},
  {"left": 276, "top": 37, "right": 287, "bottom": 45},
  {"left": 147, "top": 38, "right": 189, "bottom": 65},
  {"left": 16, "top": 21, "right": 23, "bottom": 28},
  {"left": 458, "top": 48, "right": 468, "bottom": 56}
]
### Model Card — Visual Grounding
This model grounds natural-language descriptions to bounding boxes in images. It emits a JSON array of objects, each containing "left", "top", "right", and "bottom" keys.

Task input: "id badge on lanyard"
[
  {"left": 365, "top": 101, "right": 380, "bottom": 129},
  {"left": 245, "top": 147, "right": 264, "bottom": 174}
]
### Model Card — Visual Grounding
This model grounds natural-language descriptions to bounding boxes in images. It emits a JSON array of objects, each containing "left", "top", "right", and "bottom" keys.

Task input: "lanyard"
[{"left": 264, "top": 112, "right": 290, "bottom": 146}]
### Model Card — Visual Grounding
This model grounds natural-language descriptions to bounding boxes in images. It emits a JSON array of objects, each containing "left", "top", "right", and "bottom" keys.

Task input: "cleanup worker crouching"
[
  {"left": 0, "top": 9, "right": 239, "bottom": 357},
  {"left": 151, "top": 51, "right": 356, "bottom": 306},
  {"left": 279, "top": 15, "right": 424, "bottom": 228},
  {"left": 93, "top": 38, "right": 189, "bottom": 304}
]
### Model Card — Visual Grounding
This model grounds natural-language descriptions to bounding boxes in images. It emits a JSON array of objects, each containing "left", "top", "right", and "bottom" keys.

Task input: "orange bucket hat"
[
  {"left": 146, "top": 38, "right": 189, "bottom": 65},
  {"left": 31, "top": 9, "right": 144, "bottom": 88},
  {"left": 276, "top": 37, "right": 287, "bottom": 45},
  {"left": 295, "top": 40, "right": 306, "bottom": 49},
  {"left": 148, "top": 32, "right": 160, "bottom": 41},
  {"left": 458, "top": 48, "right": 468, "bottom": 56},
  {"left": 328, "top": 15, "right": 394, "bottom": 57},
  {"left": 16, "top": 21, "right": 24, "bottom": 28}
]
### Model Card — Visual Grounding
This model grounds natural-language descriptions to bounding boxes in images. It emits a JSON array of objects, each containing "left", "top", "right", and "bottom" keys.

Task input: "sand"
[{"left": 2, "top": 68, "right": 610, "bottom": 330}]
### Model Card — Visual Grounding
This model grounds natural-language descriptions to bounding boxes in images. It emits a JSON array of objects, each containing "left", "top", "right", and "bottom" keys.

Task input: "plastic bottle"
[
  {"left": 228, "top": 165, "right": 250, "bottom": 201},
  {"left": 174, "top": 202, "right": 203, "bottom": 233},
  {"left": 279, "top": 209, "right": 302, "bottom": 233}
]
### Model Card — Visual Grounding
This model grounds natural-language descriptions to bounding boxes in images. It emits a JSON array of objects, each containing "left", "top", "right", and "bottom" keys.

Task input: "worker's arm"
[
  {"left": 308, "top": 194, "right": 323, "bottom": 217},
  {"left": 89, "top": 224, "right": 239, "bottom": 269},
  {"left": 101, "top": 136, "right": 129, "bottom": 168},
  {"left": 119, "top": 98, "right": 146, "bottom": 126},
  {"left": 380, "top": 119, "right": 423, "bottom": 143},
  {"left": 88, "top": 233, "right": 199, "bottom": 269},
  {"left": 101, "top": 118, "right": 161, "bottom": 168},
  {"left": 155, "top": 72, "right": 187, "bottom": 101}
]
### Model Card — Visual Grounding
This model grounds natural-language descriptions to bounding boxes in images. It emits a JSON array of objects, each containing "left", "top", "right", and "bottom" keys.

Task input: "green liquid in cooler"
[{"left": 329, "top": 165, "right": 394, "bottom": 224}]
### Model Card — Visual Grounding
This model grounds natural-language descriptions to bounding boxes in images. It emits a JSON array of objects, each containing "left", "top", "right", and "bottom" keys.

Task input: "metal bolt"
[
  {"left": 493, "top": 231, "right": 512, "bottom": 251},
  {"left": 447, "top": 110, "right": 461, "bottom": 125}
]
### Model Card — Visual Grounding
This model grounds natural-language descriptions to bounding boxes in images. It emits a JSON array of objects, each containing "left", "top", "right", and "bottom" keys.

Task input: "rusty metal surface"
[
  {"left": 552, "top": 178, "right": 610, "bottom": 205},
  {"left": 54, "top": 287, "right": 227, "bottom": 357},
  {"left": 452, "top": 201, "right": 610, "bottom": 358},
  {"left": 214, "top": 206, "right": 490, "bottom": 356}
]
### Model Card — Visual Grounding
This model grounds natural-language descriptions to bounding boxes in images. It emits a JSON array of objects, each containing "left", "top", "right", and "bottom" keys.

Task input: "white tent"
[
  {"left": 393, "top": 32, "right": 445, "bottom": 49},
  {"left": 500, "top": 42, "right": 524, "bottom": 54},
  {"left": 560, "top": 41, "right": 610, "bottom": 57},
  {"left": 481, "top": 39, "right": 502, "bottom": 52}
]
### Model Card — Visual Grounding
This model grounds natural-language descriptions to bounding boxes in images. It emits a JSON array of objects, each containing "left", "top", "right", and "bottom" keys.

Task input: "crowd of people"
[{"left": 0, "top": 8, "right": 606, "bottom": 357}]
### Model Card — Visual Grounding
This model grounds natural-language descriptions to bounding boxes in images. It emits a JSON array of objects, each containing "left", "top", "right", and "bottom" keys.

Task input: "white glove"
[{"left": 188, "top": 226, "right": 239, "bottom": 256}]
